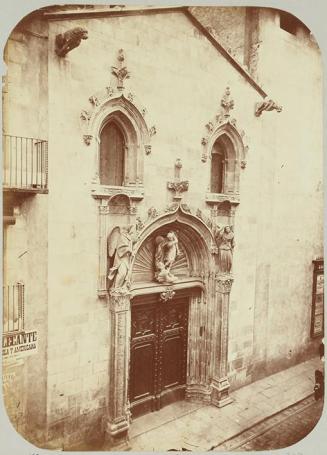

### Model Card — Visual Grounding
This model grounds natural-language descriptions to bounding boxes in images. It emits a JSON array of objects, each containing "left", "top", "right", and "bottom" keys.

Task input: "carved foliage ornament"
[
  {"left": 216, "top": 277, "right": 234, "bottom": 294},
  {"left": 55, "top": 27, "right": 88, "bottom": 57},
  {"left": 255, "top": 99, "right": 283, "bottom": 117},
  {"left": 111, "top": 49, "right": 131, "bottom": 90},
  {"left": 167, "top": 159, "right": 189, "bottom": 201},
  {"left": 160, "top": 288, "right": 176, "bottom": 302}
]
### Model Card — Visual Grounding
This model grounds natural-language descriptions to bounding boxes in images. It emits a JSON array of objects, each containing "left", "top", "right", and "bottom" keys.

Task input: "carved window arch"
[
  {"left": 205, "top": 123, "right": 247, "bottom": 203},
  {"left": 210, "top": 132, "right": 238, "bottom": 195},
  {"left": 99, "top": 110, "right": 139, "bottom": 186}
]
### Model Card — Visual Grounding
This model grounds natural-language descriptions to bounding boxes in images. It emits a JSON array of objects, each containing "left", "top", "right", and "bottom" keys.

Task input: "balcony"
[{"left": 3, "top": 135, "right": 48, "bottom": 193}]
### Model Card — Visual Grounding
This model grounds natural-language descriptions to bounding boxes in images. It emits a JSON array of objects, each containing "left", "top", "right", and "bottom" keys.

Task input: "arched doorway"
[
  {"left": 105, "top": 207, "right": 234, "bottom": 446},
  {"left": 129, "top": 220, "right": 210, "bottom": 417}
]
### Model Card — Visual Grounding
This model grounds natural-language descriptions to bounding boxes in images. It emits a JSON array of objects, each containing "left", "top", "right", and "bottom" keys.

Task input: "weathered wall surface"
[
  {"left": 190, "top": 6, "right": 246, "bottom": 63},
  {"left": 2, "top": 17, "right": 49, "bottom": 446},
  {"left": 227, "top": 8, "right": 323, "bottom": 387},
  {"left": 2, "top": 7, "right": 323, "bottom": 450}
]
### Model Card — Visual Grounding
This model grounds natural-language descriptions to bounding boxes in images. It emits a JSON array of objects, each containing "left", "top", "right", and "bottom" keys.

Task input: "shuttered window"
[{"left": 100, "top": 121, "right": 125, "bottom": 186}]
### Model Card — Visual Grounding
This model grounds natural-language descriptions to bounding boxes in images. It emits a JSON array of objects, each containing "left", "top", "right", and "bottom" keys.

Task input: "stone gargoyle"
[{"left": 55, "top": 27, "right": 88, "bottom": 57}]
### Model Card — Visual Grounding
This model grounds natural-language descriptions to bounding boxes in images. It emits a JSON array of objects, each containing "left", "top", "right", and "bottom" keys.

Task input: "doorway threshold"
[{"left": 129, "top": 400, "right": 206, "bottom": 440}]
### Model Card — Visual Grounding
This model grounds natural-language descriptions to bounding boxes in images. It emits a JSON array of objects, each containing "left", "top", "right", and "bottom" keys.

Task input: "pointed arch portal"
[{"left": 104, "top": 208, "right": 234, "bottom": 447}]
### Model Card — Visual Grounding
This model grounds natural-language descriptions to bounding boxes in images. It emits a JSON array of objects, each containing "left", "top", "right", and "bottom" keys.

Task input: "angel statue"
[
  {"left": 215, "top": 225, "right": 235, "bottom": 273},
  {"left": 154, "top": 231, "right": 180, "bottom": 283},
  {"left": 107, "top": 225, "right": 137, "bottom": 290}
]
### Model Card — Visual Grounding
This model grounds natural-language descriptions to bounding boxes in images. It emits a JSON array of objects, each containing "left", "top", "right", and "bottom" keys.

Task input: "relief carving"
[
  {"left": 107, "top": 226, "right": 137, "bottom": 290},
  {"left": 214, "top": 226, "right": 235, "bottom": 273},
  {"left": 55, "top": 27, "right": 88, "bottom": 57},
  {"left": 160, "top": 288, "right": 176, "bottom": 302},
  {"left": 220, "top": 86, "right": 234, "bottom": 117},
  {"left": 154, "top": 232, "right": 180, "bottom": 283}
]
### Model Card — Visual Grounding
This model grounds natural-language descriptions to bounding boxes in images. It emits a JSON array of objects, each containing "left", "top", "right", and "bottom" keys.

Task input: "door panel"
[{"left": 130, "top": 296, "right": 188, "bottom": 418}]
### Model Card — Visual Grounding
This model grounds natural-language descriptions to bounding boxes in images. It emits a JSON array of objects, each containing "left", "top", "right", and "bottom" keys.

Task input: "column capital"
[
  {"left": 109, "top": 288, "right": 131, "bottom": 312},
  {"left": 215, "top": 274, "right": 234, "bottom": 294}
]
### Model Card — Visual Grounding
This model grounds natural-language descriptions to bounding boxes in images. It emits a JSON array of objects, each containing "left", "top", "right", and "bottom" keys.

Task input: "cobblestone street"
[{"left": 215, "top": 396, "right": 324, "bottom": 451}]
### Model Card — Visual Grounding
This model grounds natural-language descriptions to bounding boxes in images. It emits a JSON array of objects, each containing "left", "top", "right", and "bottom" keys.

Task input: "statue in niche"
[
  {"left": 107, "top": 225, "right": 136, "bottom": 289},
  {"left": 215, "top": 225, "right": 235, "bottom": 273},
  {"left": 55, "top": 27, "right": 88, "bottom": 57},
  {"left": 154, "top": 231, "right": 180, "bottom": 283}
]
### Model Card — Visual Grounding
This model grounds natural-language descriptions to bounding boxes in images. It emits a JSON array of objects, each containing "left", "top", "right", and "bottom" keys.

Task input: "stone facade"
[{"left": 2, "top": 5, "right": 323, "bottom": 450}]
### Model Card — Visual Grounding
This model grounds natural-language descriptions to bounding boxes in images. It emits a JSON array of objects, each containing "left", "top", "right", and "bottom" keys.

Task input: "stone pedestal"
[
  {"left": 211, "top": 275, "right": 234, "bottom": 408},
  {"left": 104, "top": 288, "right": 131, "bottom": 449}
]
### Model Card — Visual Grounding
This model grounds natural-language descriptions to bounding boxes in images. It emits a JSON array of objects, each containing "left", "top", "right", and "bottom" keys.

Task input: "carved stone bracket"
[
  {"left": 160, "top": 288, "right": 176, "bottom": 302},
  {"left": 201, "top": 87, "right": 249, "bottom": 164},
  {"left": 255, "top": 98, "right": 283, "bottom": 117}
]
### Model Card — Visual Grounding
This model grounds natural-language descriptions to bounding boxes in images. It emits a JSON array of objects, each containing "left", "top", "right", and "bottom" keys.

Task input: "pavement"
[{"left": 128, "top": 356, "right": 323, "bottom": 451}]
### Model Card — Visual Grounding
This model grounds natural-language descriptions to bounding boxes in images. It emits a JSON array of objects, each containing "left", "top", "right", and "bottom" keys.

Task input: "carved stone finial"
[
  {"left": 221, "top": 86, "right": 234, "bottom": 117},
  {"left": 111, "top": 49, "right": 130, "bottom": 90},
  {"left": 55, "top": 27, "right": 88, "bottom": 57},
  {"left": 255, "top": 99, "right": 283, "bottom": 117}
]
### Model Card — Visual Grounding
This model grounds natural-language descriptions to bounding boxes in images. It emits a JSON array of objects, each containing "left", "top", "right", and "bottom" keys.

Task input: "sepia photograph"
[{"left": 1, "top": 1, "right": 325, "bottom": 452}]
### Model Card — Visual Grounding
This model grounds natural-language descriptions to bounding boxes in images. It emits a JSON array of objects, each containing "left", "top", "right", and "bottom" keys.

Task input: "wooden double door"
[{"left": 130, "top": 294, "right": 189, "bottom": 418}]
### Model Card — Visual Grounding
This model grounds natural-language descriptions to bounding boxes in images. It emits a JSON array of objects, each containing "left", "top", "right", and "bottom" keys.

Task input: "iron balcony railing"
[
  {"left": 2, "top": 135, "right": 48, "bottom": 190},
  {"left": 2, "top": 282, "right": 25, "bottom": 334}
]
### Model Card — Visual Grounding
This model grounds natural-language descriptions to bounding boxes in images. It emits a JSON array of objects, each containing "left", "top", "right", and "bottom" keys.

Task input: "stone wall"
[{"left": 2, "top": 17, "right": 49, "bottom": 446}]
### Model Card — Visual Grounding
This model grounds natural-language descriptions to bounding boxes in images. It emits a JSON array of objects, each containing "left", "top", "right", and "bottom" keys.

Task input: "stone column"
[
  {"left": 98, "top": 200, "right": 109, "bottom": 297},
  {"left": 211, "top": 275, "right": 234, "bottom": 408},
  {"left": 105, "top": 288, "right": 131, "bottom": 449}
]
